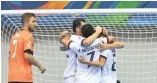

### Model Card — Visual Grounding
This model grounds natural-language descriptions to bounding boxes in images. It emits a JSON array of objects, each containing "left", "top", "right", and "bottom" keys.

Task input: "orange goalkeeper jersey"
[{"left": 8, "top": 29, "right": 34, "bottom": 82}]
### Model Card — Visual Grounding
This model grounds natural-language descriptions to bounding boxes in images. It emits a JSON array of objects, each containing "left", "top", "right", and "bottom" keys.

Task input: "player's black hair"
[
  {"left": 73, "top": 18, "right": 85, "bottom": 33},
  {"left": 81, "top": 24, "right": 95, "bottom": 38}
]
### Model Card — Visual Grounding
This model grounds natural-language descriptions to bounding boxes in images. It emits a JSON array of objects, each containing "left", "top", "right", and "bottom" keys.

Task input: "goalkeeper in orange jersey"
[{"left": 8, "top": 13, "right": 46, "bottom": 83}]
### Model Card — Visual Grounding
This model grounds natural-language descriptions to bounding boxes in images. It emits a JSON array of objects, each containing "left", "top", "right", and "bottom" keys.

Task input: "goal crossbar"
[{"left": 1, "top": 8, "right": 157, "bottom": 15}]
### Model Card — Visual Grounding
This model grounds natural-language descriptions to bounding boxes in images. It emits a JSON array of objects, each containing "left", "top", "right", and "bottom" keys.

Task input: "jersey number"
[
  {"left": 111, "top": 49, "right": 116, "bottom": 71},
  {"left": 12, "top": 40, "right": 17, "bottom": 58},
  {"left": 87, "top": 51, "right": 95, "bottom": 68}
]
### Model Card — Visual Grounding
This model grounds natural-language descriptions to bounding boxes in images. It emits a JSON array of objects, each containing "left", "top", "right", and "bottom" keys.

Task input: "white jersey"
[
  {"left": 69, "top": 37, "right": 107, "bottom": 83},
  {"left": 100, "top": 49, "right": 117, "bottom": 83},
  {"left": 63, "top": 35, "right": 84, "bottom": 78}
]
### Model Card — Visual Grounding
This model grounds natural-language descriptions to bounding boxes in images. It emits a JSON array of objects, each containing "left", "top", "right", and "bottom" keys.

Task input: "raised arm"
[
  {"left": 60, "top": 26, "right": 103, "bottom": 49},
  {"left": 81, "top": 26, "right": 103, "bottom": 46}
]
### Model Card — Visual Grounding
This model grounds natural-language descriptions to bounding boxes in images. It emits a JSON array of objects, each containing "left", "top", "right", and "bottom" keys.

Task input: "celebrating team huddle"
[{"left": 60, "top": 18, "right": 124, "bottom": 83}]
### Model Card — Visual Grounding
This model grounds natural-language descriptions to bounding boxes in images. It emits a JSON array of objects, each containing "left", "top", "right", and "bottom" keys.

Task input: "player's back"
[
  {"left": 8, "top": 30, "right": 34, "bottom": 82},
  {"left": 101, "top": 49, "right": 117, "bottom": 83},
  {"left": 75, "top": 38, "right": 105, "bottom": 83},
  {"left": 63, "top": 35, "right": 84, "bottom": 78}
]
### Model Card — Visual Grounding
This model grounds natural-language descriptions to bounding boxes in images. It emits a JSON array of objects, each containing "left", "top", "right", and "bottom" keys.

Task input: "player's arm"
[
  {"left": 24, "top": 38, "right": 46, "bottom": 73},
  {"left": 24, "top": 51, "right": 45, "bottom": 73},
  {"left": 59, "top": 31, "right": 72, "bottom": 49},
  {"left": 60, "top": 33, "right": 79, "bottom": 54},
  {"left": 60, "top": 27, "right": 103, "bottom": 48},
  {"left": 79, "top": 50, "right": 109, "bottom": 67},
  {"left": 81, "top": 26, "right": 103, "bottom": 46},
  {"left": 79, "top": 56, "right": 106, "bottom": 68},
  {"left": 59, "top": 47, "right": 67, "bottom": 51},
  {"left": 100, "top": 41, "right": 124, "bottom": 49},
  {"left": 100, "top": 36, "right": 124, "bottom": 50},
  {"left": 59, "top": 43, "right": 68, "bottom": 51},
  {"left": 59, "top": 31, "right": 70, "bottom": 51}
]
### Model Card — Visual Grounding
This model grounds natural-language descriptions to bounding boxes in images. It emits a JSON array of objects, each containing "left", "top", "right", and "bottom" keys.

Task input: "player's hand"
[
  {"left": 60, "top": 31, "right": 70, "bottom": 42},
  {"left": 95, "top": 26, "right": 103, "bottom": 34},
  {"left": 60, "top": 31, "right": 70, "bottom": 38},
  {"left": 78, "top": 56, "right": 88, "bottom": 64},
  {"left": 60, "top": 31, "right": 69, "bottom": 36},
  {"left": 98, "top": 44, "right": 110, "bottom": 51},
  {"left": 38, "top": 66, "right": 46, "bottom": 74},
  {"left": 103, "top": 28, "right": 108, "bottom": 37}
]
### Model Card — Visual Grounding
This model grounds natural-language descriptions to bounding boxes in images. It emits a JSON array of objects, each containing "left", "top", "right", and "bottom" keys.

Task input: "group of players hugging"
[{"left": 60, "top": 18, "right": 124, "bottom": 83}]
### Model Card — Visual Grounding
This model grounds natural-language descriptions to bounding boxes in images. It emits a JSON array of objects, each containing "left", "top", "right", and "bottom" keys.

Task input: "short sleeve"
[
  {"left": 100, "top": 49, "right": 109, "bottom": 58},
  {"left": 101, "top": 37, "right": 107, "bottom": 44},
  {"left": 24, "top": 35, "right": 34, "bottom": 51},
  {"left": 68, "top": 41, "right": 79, "bottom": 54},
  {"left": 70, "top": 35, "right": 84, "bottom": 46}
]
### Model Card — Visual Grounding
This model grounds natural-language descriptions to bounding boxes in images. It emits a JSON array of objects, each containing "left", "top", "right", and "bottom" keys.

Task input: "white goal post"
[
  {"left": 2, "top": 8, "right": 157, "bottom": 14},
  {"left": 1, "top": 9, "right": 157, "bottom": 83}
]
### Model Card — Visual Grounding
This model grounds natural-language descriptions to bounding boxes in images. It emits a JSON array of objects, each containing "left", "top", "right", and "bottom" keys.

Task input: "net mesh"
[{"left": 1, "top": 13, "right": 157, "bottom": 83}]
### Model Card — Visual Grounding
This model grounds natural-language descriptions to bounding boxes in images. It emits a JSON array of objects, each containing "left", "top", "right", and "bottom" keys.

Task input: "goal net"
[{"left": 1, "top": 9, "right": 157, "bottom": 83}]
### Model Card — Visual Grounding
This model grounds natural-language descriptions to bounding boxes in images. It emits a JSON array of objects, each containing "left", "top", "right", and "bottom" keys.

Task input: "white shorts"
[
  {"left": 75, "top": 78, "right": 101, "bottom": 83},
  {"left": 99, "top": 76, "right": 116, "bottom": 83},
  {"left": 64, "top": 75, "right": 76, "bottom": 83}
]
